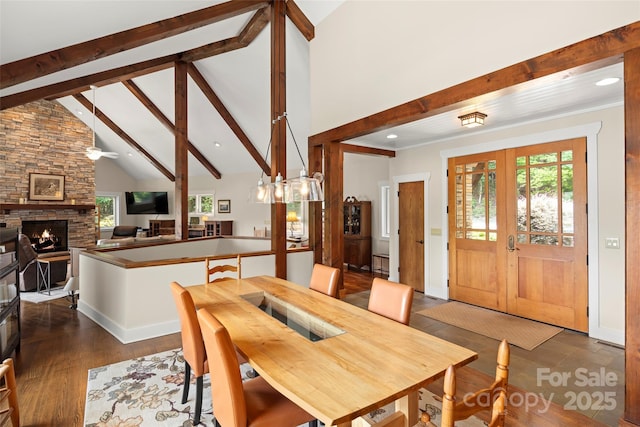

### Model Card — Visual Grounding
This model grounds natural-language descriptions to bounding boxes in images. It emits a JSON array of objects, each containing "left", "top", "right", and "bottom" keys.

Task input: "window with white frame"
[
  {"left": 380, "top": 184, "right": 390, "bottom": 238},
  {"left": 96, "top": 192, "right": 120, "bottom": 230},
  {"left": 188, "top": 194, "right": 214, "bottom": 214}
]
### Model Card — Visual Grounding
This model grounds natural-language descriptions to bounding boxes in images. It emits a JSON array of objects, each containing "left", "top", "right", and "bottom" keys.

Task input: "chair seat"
[{"left": 244, "top": 376, "right": 314, "bottom": 427}]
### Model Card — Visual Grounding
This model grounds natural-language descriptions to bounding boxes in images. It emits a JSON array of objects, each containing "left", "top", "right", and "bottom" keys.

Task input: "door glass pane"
[
  {"left": 466, "top": 161, "right": 484, "bottom": 172},
  {"left": 563, "top": 236, "right": 575, "bottom": 247},
  {"left": 516, "top": 169, "right": 527, "bottom": 231},
  {"left": 529, "top": 152, "right": 557, "bottom": 165},
  {"left": 516, "top": 156, "right": 526, "bottom": 166},
  {"left": 488, "top": 171, "right": 497, "bottom": 230},
  {"left": 455, "top": 159, "right": 495, "bottom": 241},
  {"left": 517, "top": 233, "right": 527, "bottom": 243},
  {"left": 562, "top": 164, "right": 574, "bottom": 233},
  {"left": 531, "top": 234, "right": 558, "bottom": 245},
  {"left": 529, "top": 165, "right": 558, "bottom": 234},
  {"left": 561, "top": 150, "right": 573, "bottom": 161},
  {"left": 456, "top": 175, "right": 463, "bottom": 228},
  {"left": 470, "top": 172, "right": 486, "bottom": 230}
]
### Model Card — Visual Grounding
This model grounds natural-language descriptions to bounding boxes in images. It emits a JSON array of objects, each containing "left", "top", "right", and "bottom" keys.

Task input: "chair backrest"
[
  {"left": 197, "top": 308, "right": 247, "bottom": 427},
  {"left": 17, "top": 234, "right": 37, "bottom": 271},
  {"left": 367, "top": 278, "right": 414, "bottom": 325},
  {"left": 0, "top": 358, "right": 19, "bottom": 427},
  {"left": 111, "top": 225, "right": 139, "bottom": 239},
  {"left": 169, "top": 282, "right": 207, "bottom": 377},
  {"left": 206, "top": 255, "right": 241, "bottom": 283},
  {"left": 309, "top": 264, "right": 340, "bottom": 298},
  {"left": 422, "top": 339, "right": 510, "bottom": 427}
]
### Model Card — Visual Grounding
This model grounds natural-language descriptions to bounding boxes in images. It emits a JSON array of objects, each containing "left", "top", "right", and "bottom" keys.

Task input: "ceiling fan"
[{"left": 86, "top": 85, "right": 119, "bottom": 160}]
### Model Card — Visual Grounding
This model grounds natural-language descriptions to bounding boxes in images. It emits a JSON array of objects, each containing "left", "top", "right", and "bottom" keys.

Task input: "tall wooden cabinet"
[
  {"left": 343, "top": 198, "right": 371, "bottom": 271},
  {"left": 0, "top": 228, "right": 20, "bottom": 360}
]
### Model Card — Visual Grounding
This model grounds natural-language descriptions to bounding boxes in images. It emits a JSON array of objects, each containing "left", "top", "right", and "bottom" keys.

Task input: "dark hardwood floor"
[{"left": 13, "top": 269, "right": 621, "bottom": 426}]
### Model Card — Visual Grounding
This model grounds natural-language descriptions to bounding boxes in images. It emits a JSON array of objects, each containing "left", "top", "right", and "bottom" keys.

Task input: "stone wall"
[{"left": 0, "top": 100, "right": 96, "bottom": 248}]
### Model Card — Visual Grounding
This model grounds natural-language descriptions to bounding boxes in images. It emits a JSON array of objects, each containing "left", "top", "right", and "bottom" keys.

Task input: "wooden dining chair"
[
  {"left": 170, "top": 281, "right": 209, "bottom": 425},
  {"left": 206, "top": 255, "right": 241, "bottom": 283},
  {"left": 420, "top": 339, "right": 511, "bottom": 427},
  {"left": 196, "top": 308, "right": 316, "bottom": 427},
  {"left": 309, "top": 263, "right": 340, "bottom": 298},
  {"left": 0, "top": 358, "right": 19, "bottom": 427},
  {"left": 367, "top": 277, "right": 414, "bottom": 325}
]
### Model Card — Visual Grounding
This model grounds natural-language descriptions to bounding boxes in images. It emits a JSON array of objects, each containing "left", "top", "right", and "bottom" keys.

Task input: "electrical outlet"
[{"left": 605, "top": 237, "right": 620, "bottom": 249}]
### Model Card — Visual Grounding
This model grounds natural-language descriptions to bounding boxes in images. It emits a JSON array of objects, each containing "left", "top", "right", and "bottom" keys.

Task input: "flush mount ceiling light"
[
  {"left": 386, "top": 133, "right": 398, "bottom": 139},
  {"left": 458, "top": 111, "right": 487, "bottom": 128}
]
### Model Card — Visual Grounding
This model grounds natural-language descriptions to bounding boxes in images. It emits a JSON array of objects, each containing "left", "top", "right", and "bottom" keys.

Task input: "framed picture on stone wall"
[{"left": 29, "top": 173, "right": 65, "bottom": 201}]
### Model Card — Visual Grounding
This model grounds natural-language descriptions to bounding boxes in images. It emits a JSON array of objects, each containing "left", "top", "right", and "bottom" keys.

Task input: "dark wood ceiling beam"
[
  {"left": 286, "top": 0, "right": 314, "bottom": 41},
  {"left": 72, "top": 93, "right": 175, "bottom": 182},
  {"left": 122, "top": 79, "right": 222, "bottom": 179},
  {"left": 341, "top": 143, "right": 396, "bottom": 157},
  {"left": 187, "top": 63, "right": 271, "bottom": 175},
  {"left": 1, "top": 55, "right": 178, "bottom": 111},
  {"left": 309, "top": 22, "right": 640, "bottom": 146},
  {"left": 1, "top": 0, "right": 270, "bottom": 89},
  {"left": 180, "top": 7, "right": 270, "bottom": 63},
  {"left": 1, "top": 8, "right": 272, "bottom": 111},
  {"left": 238, "top": 4, "right": 272, "bottom": 43}
]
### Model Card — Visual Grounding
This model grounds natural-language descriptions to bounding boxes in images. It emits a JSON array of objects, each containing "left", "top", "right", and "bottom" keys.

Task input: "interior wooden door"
[
  {"left": 399, "top": 181, "right": 424, "bottom": 291},
  {"left": 448, "top": 152, "right": 507, "bottom": 311},
  {"left": 505, "top": 138, "right": 588, "bottom": 331}
]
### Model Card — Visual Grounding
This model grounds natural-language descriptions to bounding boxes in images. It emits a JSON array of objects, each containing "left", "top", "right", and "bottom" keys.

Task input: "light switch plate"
[{"left": 605, "top": 237, "right": 620, "bottom": 249}]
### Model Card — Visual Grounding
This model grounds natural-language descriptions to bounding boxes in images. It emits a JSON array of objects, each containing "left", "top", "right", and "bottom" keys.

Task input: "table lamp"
[{"left": 286, "top": 211, "right": 299, "bottom": 237}]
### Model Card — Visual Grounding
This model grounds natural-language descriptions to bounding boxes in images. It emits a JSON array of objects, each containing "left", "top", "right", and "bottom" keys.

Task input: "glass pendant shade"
[{"left": 284, "top": 168, "right": 323, "bottom": 203}]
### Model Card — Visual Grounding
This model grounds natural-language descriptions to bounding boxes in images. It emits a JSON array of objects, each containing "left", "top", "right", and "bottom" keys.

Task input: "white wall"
[
  {"left": 310, "top": 0, "right": 639, "bottom": 134},
  {"left": 344, "top": 152, "right": 390, "bottom": 254}
]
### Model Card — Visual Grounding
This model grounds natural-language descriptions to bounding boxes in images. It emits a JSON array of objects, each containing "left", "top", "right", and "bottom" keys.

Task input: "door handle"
[
  {"left": 507, "top": 235, "right": 519, "bottom": 252},
  {"left": 416, "top": 240, "right": 424, "bottom": 244}
]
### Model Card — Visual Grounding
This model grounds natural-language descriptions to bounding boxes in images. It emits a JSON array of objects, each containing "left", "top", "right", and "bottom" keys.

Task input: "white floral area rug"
[{"left": 84, "top": 348, "right": 486, "bottom": 427}]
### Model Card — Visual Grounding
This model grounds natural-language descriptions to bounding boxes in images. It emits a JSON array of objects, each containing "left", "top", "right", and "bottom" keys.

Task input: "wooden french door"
[
  {"left": 399, "top": 181, "right": 424, "bottom": 292},
  {"left": 448, "top": 138, "right": 588, "bottom": 331}
]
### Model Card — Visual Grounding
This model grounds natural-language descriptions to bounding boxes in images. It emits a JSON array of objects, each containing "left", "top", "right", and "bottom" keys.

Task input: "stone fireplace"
[{"left": 0, "top": 99, "right": 97, "bottom": 249}]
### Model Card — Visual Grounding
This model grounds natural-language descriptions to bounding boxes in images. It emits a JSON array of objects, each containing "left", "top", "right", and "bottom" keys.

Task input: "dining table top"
[{"left": 188, "top": 275, "right": 477, "bottom": 427}]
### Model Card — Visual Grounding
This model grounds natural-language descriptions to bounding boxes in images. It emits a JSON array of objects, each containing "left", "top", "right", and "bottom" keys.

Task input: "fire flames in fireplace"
[{"left": 22, "top": 220, "right": 68, "bottom": 253}]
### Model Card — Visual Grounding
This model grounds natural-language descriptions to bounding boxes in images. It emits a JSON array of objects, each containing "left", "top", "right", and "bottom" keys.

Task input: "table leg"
[
  {"left": 36, "top": 261, "right": 51, "bottom": 294},
  {"left": 395, "top": 390, "right": 418, "bottom": 426}
]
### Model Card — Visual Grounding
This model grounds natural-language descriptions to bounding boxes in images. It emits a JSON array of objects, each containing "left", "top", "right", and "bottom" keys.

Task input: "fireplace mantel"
[{"left": 1, "top": 203, "right": 95, "bottom": 214}]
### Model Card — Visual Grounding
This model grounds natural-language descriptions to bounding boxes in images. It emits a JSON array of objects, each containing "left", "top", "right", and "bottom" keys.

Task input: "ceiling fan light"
[{"left": 86, "top": 149, "right": 102, "bottom": 160}]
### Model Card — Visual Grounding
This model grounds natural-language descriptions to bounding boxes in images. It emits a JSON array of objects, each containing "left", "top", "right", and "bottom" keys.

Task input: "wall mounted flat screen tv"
[{"left": 125, "top": 191, "right": 169, "bottom": 215}]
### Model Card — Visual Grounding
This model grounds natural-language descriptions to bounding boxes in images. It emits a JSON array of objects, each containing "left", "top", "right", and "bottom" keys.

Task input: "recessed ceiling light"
[
  {"left": 214, "top": 142, "right": 221, "bottom": 147},
  {"left": 596, "top": 77, "right": 620, "bottom": 86},
  {"left": 77, "top": 110, "right": 83, "bottom": 115},
  {"left": 386, "top": 134, "right": 398, "bottom": 139},
  {"left": 127, "top": 152, "right": 133, "bottom": 157}
]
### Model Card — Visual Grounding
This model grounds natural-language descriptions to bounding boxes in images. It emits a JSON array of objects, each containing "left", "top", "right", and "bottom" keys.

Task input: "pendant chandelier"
[{"left": 249, "top": 113, "right": 323, "bottom": 204}]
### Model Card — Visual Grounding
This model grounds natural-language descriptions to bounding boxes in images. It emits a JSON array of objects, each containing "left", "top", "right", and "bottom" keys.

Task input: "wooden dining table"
[{"left": 188, "top": 275, "right": 477, "bottom": 427}]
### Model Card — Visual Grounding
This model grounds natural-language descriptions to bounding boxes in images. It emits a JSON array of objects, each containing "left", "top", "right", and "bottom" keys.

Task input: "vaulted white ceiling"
[{"left": 1, "top": 1, "right": 623, "bottom": 182}]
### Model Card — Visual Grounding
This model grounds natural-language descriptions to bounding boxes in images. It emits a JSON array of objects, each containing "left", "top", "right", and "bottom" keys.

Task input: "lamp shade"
[{"left": 283, "top": 169, "right": 323, "bottom": 203}]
